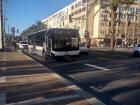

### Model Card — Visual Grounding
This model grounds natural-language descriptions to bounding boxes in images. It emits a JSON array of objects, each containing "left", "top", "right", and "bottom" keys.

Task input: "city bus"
[{"left": 28, "top": 28, "right": 80, "bottom": 59}]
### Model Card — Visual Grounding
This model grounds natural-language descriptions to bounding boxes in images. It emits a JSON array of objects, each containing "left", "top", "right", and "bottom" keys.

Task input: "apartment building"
[
  {"left": 95, "top": 3, "right": 140, "bottom": 47},
  {"left": 42, "top": 0, "right": 93, "bottom": 43},
  {"left": 41, "top": 0, "right": 140, "bottom": 47}
]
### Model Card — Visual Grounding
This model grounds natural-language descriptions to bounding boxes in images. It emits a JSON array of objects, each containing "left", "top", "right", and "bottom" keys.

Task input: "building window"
[
  {"left": 82, "top": 15, "right": 86, "bottom": 19},
  {"left": 136, "top": 8, "right": 140, "bottom": 13},
  {"left": 78, "top": 9, "right": 81, "bottom": 13},
  {"left": 82, "top": 0, "right": 86, "bottom": 4},
  {"left": 71, "top": 6, "right": 74, "bottom": 10},
  {"left": 71, "top": 13, "right": 74, "bottom": 16},
  {"left": 82, "top": 7, "right": 86, "bottom": 12},
  {"left": 75, "top": 11, "right": 78, "bottom": 15}
]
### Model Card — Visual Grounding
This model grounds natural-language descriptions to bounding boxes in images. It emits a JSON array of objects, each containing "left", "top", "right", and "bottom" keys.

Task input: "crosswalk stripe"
[
  {"left": 85, "top": 64, "right": 110, "bottom": 71},
  {"left": 0, "top": 76, "right": 6, "bottom": 83}
]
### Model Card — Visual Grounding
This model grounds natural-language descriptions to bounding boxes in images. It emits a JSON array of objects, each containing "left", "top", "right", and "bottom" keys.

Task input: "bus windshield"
[{"left": 52, "top": 37, "right": 79, "bottom": 51}]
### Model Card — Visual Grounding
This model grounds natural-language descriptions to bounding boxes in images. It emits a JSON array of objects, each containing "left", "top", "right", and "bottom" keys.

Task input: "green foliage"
[
  {"left": 20, "top": 21, "right": 46, "bottom": 37},
  {"left": 108, "top": 0, "right": 136, "bottom": 10},
  {"left": 101, "top": 0, "right": 136, "bottom": 51}
]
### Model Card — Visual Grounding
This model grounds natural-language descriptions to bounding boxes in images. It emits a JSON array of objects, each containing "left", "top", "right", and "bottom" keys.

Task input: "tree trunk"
[
  {"left": 110, "top": 8, "right": 117, "bottom": 52},
  {"left": 111, "top": 35, "right": 115, "bottom": 51}
]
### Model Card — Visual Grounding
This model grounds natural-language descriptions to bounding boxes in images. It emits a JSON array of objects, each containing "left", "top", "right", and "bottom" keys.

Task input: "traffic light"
[{"left": 69, "top": 15, "right": 72, "bottom": 23}]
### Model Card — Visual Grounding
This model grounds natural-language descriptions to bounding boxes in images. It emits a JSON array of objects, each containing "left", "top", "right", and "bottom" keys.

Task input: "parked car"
[
  {"left": 79, "top": 43, "right": 89, "bottom": 54},
  {"left": 18, "top": 41, "right": 28, "bottom": 49},
  {"left": 133, "top": 44, "right": 140, "bottom": 57}
]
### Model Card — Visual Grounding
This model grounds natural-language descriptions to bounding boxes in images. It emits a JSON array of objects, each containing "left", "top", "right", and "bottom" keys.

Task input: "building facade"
[{"left": 41, "top": 0, "right": 140, "bottom": 47}]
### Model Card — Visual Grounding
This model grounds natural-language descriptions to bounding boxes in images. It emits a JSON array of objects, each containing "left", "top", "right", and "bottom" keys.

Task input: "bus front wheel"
[
  {"left": 42, "top": 50, "right": 47, "bottom": 60},
  {"left": 51, "top": 53, "right": 55, "bottom": 59}
]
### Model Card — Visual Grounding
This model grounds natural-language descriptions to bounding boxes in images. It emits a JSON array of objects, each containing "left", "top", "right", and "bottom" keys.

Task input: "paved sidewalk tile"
[{"left": 0, "top": 51, "right": 106, "bottom": 105}]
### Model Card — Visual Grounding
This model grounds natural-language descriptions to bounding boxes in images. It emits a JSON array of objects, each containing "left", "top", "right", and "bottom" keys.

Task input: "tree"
[
  {"left": 20, "top": 21, "right": 46, "bottom": 38},
  {"left": 89, "top": 0, "right": 136, "bottom": 51},
  {"left": 108, "top": 0, "right": 136, "bottom": 51}
]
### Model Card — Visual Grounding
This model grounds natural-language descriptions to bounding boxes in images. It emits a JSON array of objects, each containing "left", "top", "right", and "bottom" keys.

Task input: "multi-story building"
[
  {"left": 41, "top": 0, "right": 140, "bottom": 47},
  {"left": 93, "top": 1, "right": 140, "bottom": 47},
  {"left": 42, "top": 0, "right": 92, "bottom": 43}
]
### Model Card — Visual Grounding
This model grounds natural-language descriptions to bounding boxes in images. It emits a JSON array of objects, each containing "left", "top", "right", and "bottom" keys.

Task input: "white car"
[
  {"left": 79, "top": 43, "right": 89, "bottom": 54},
  {"left": 133, "top": 44, "right": 140, "bottom": 57},
  {"left": 19, "top": 41, "right": 28, "bottom": 49}
]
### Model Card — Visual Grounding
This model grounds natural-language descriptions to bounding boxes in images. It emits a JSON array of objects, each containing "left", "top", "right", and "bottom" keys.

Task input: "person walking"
[{"left": 12, "top": 39, "right": 17, "bottom": 51}]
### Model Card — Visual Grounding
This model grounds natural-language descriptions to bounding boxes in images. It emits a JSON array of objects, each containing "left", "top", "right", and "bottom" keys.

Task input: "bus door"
[{"left": 45, "top": 37, "right": 52, "bottom": 57}]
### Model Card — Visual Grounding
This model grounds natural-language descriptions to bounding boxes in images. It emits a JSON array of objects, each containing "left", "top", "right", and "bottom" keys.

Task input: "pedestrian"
[{"left": 12, "top": 39, "right": 17, "bottom": 51}]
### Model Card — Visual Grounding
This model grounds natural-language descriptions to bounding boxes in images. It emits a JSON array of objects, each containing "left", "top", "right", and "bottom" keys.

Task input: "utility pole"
[
  {"left": 0, "top": 0, "right": 4, "bottom": 50},
  {"left": 3, "top": 16, "right": 7, "bottom": 47}
]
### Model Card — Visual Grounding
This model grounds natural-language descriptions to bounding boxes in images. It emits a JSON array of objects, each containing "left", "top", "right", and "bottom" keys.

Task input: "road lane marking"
[
  {"left": 51, "top": 60, "right": 89, "bottom": 68},
  {"left": 22, "top": 51, "right": 106, "bottom": 105},
  {"left": 0, "top": 76, "right": 6, "bottom": 83},
  {"left": 99, "top": 57, "right": 116, "bottom": 61},
  {"left": 85, "top": 64, "right": 110, "bottom": 71}
]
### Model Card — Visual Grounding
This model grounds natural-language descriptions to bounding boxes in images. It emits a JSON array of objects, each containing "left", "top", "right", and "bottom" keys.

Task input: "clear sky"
[{"left": 6, "top": 0, "right": 75, "bottom": 35}]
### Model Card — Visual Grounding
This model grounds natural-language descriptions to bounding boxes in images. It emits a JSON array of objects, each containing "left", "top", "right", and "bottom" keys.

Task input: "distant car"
[
  {"left": 18, "top": 41, "right": 28, "bottom": 49},
  {"left": 79, "top": 43, "right": 89, "bottom": 54},
  {"left": 133, "top": 44, "right": 140, "bottom": 57}
]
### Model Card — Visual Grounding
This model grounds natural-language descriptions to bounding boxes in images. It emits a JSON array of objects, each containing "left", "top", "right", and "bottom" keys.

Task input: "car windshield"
[
  {"left": 79, "top": 43, "right": 86, "bottom": 47},
  {"left": 52, "top": 37, "right": 79, "bottom": 51},
  {"left": 137, "top": 44, "right": 140, "bottom": 47},
  {"left": 21, "top": 42, "right": 28, "bottom": 44}
]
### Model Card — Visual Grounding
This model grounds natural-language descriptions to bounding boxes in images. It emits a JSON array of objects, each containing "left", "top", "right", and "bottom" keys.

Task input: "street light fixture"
[{"left": 82, "top": 0, "right": 90, "bottom": 45}]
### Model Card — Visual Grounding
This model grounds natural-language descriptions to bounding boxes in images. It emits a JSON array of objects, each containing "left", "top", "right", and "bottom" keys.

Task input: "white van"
[
  {"left": 19, "top": 41, "right": 28, "bottom": 49},
  {"left": 133, "top": 44, "right": 140, "bottom": 56}
]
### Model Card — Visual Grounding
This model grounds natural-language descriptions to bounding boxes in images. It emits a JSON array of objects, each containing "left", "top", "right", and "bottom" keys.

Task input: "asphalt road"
[{"left": 25, "top": 49, "right": 140, "bottom": 105}]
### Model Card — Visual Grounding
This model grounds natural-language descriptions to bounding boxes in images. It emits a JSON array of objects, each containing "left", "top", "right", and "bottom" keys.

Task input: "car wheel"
[
  {"left": 51, "top": 53, "right": 55, "bottom": 59},
  {"left": 133, "top": 51, "right": 139, "bottom": 57}
]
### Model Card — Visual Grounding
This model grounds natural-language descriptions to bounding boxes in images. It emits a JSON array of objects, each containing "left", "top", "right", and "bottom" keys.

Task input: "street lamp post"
[
  {"left": 85, "top": 0, "right": 88, "bottom": 33},
  {"left": 133, "top": 12, "right": 136, "bottom": 46},
  {"left": 0, "top": 0, "right": 4, "bottom": 50},
  {"left": 3, "top": 16, "right": 8, "bottom": 47},
  {"left": 124, "top": 10, "right": 128, "bottom": 47},
  {"left": 85, "top": 0, "right": 90, "bottom": 46},
  {"left": 123, "top": 8, "right": 131, "bottom": 48}
]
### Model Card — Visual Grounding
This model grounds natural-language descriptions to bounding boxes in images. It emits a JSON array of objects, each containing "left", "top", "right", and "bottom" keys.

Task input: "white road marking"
[
  {"left": 85, "top": 63, "right": 110, "bottom": 71},
  {"left": 0, "top": 77, "right": 6, "bottom": 83},
  {"left": 21, "top": 51, "right": 106, "bottom": 105}
]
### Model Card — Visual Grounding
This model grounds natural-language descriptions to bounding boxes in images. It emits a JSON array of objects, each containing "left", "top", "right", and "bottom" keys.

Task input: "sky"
[{"left": 5, "top": 0, "right": 75, "bottom": 35}]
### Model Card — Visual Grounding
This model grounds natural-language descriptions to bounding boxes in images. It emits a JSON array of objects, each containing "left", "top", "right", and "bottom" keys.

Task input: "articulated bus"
[{"left": 28, "top": 28, "right": 80, "bottom": 59}]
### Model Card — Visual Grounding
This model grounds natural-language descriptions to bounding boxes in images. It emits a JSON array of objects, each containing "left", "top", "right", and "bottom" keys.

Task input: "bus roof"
[
  {"left": 27, "top": 28, "right": 79, "bottom": 38},
  {"left": 47, "top": 28, "right": 79, "bottom": 36}
]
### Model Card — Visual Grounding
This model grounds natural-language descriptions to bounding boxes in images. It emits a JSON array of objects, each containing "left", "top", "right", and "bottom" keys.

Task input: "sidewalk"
[
  {"left": 0, "top": 49, "right": 105, "bottom": 105},
  {"left": 90, "top": 47, "right": 132, "bottom": 52}
]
